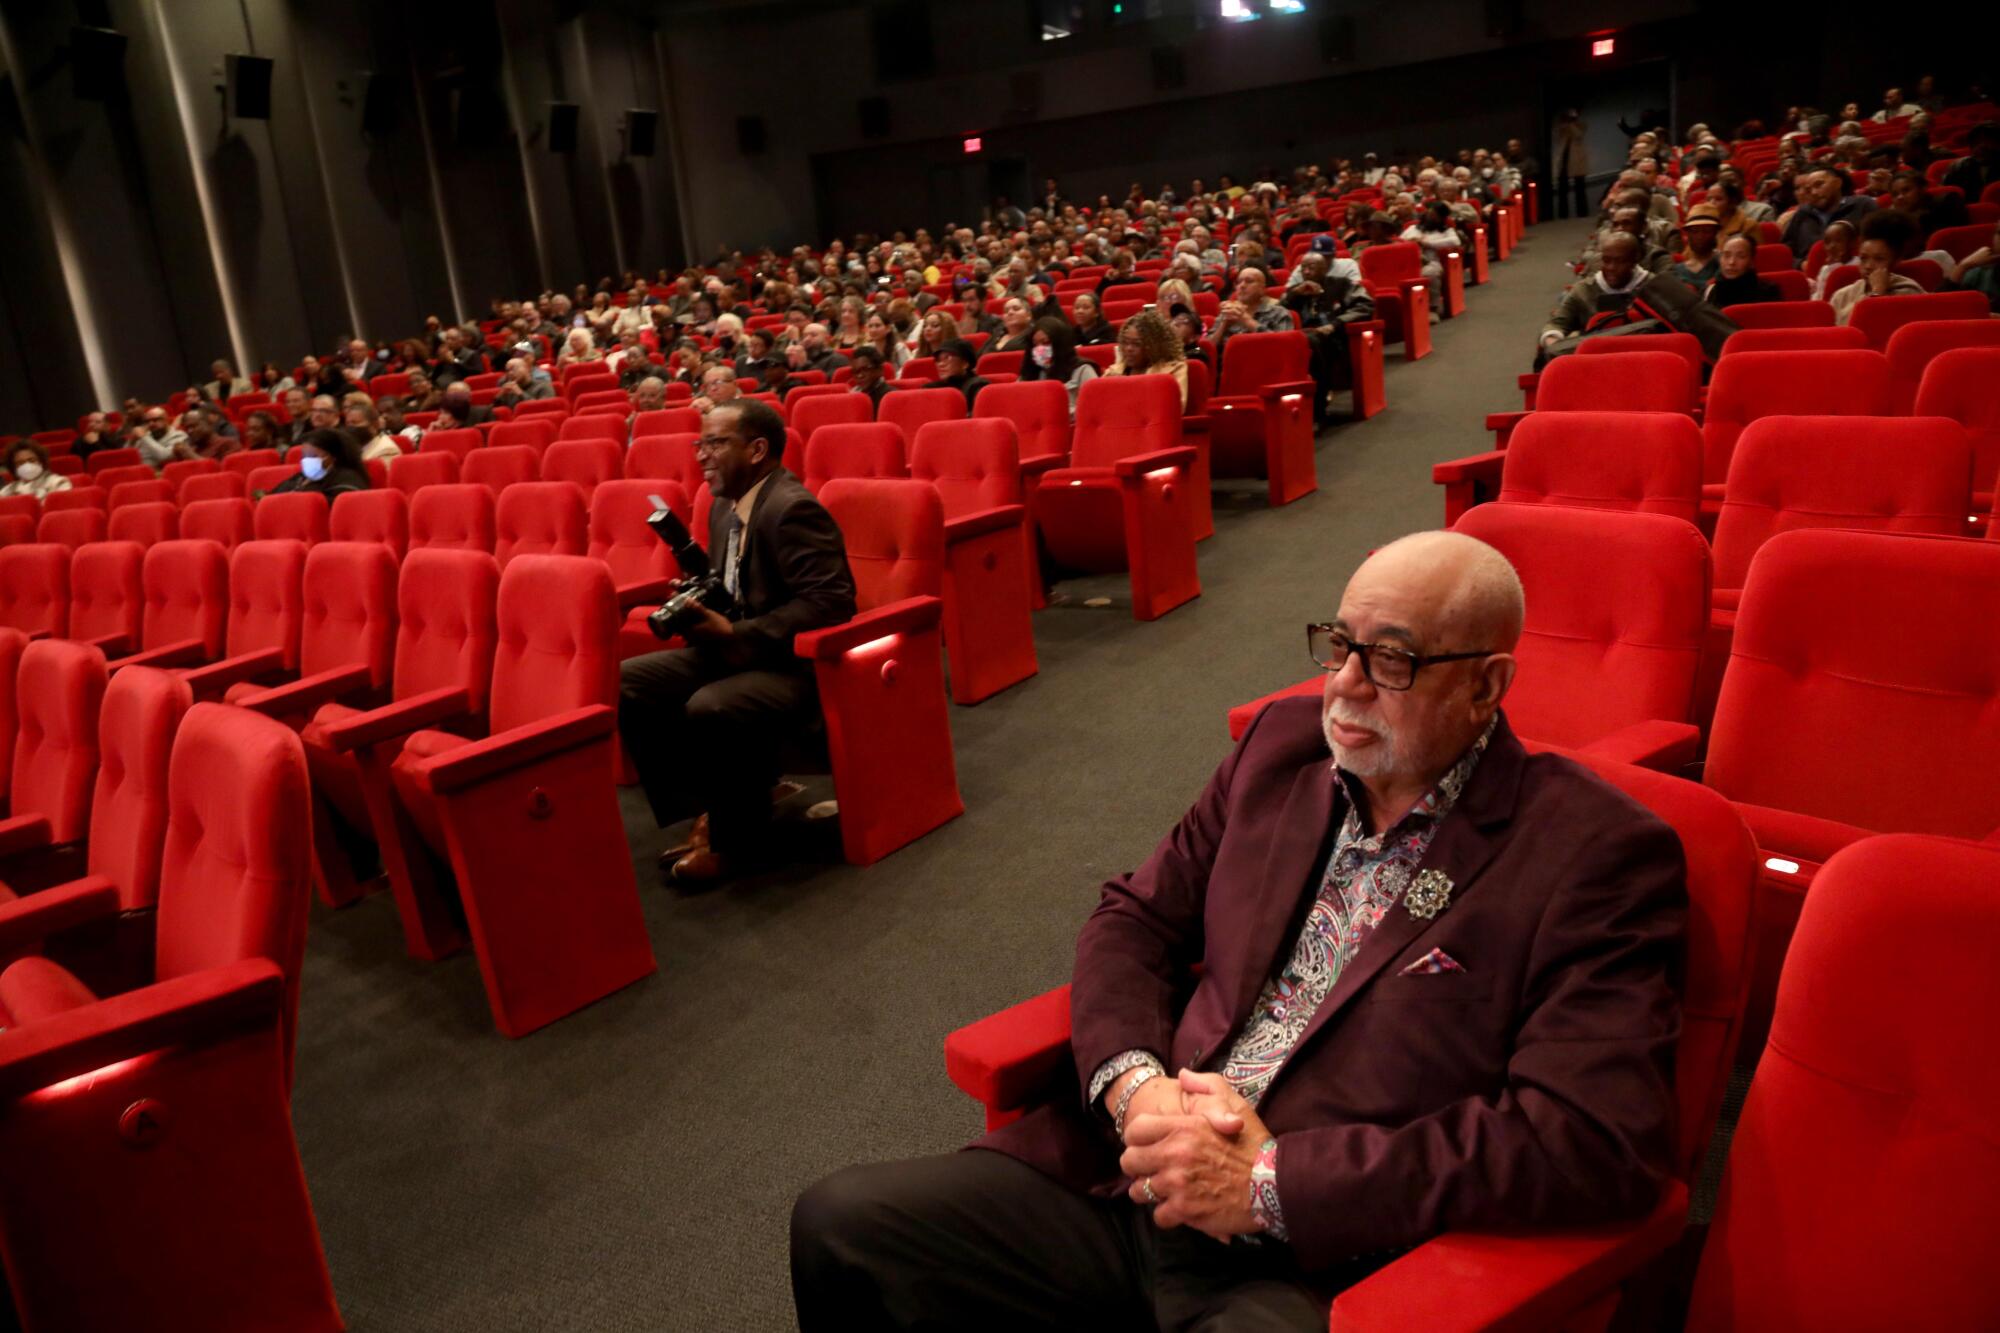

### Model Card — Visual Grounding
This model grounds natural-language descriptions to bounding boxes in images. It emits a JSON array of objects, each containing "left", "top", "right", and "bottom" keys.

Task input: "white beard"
[{"left": 1322, "top": 698, "right": 1407, "bottom": 779}]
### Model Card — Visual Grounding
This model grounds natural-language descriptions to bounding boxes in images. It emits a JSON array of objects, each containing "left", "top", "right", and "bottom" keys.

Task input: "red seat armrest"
[
  {"left": 943, "top": 503, "right": 1027, "bottom": 543},
  {"left": 1575, "top": 720, "right": 1702, "bottom": 773},
  {"left": 0, "top": 875, "right": 120, "bottom": 960},
  {"left": 178, "top": 647, "right": 288, "bottom": 697},
  {"left": 1019, "top": 452, "right": 1067, "bottom": 482},
  {"left": 109, "top": 638, "right": 207, "bottom": 671},
  {"left": 1345, "top": 319, "right": 1386, "bottom": 340},
  {"left": 1181, "top": 412, "right": 1209, "bottom": 435},
  {"left": 1112, "top": 445, "right": 1198, "bottom": 479},
  {"left": 1430, "top": 451, "right": 1507, "bottom": 485},
  {"left": 794, "top": 596, "right": 944, "bottom": 661},
  {"left": 0, "top": 814, "right": 55, "bottom": 861},
  {"left": 414, "top": 705, "right": 615, "bottom": 794},
  {"left": 319, "top": 685, "right": 473, "bottom": 752},
  {"left": 1253, "top": 380, "right": 1320, "bottom": 405},
  {"left": 942, "top": 983, "right": 1074, "bottom": 1111},
  {"left": 1483, "top": 410, "right": 1528, "bottom": 438},
  {"left": 81, "top": 632, "right": 131, "bottom": 655},
  {"left": 234, "top": 663, "right": 374, "bottom": 718},
  {"left": 1329, "top": 1183, "right": 1689, "bottom": 1332},
  {"left": 0, "top": 959, "right": 283, "bottom": 1104},
  {"left": 616, "top": 577, "right": 678, "bottom": 610}
]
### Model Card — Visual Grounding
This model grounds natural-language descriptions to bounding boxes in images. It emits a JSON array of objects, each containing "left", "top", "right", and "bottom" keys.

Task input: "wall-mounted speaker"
[
  {"left": 359, "top": 71, "right": 397, "bottom": 135},
  {"left": 1150, "top": 45, "right": 1186, "bottom": 92},
  {"left": 1318, "top": 16, "right": 1356, "bottom": 63},
  {"left": 858, "top": 96, "right": 891, "bottom": 140},
  {"left": 626, "top": 108, "right": 658, "bottom": 157},
  {"left": 226, "top": 53, "right": 273, "bottom": 119},
  {"left": 548, "top": 101, "right": 579, "bottom": 152},
  {"left": 736, "top": 115, "right": 767, "bottom": 156},
  {"left": 69, "top": 25, "right": 127, "bottom": 102}
]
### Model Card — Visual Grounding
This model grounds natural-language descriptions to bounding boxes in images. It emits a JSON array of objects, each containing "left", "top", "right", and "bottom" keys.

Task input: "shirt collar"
[
  {"left": 1333, "top": 714, "right": 1499, "bottom": 841},
  {"left": 732, "top": 470, "right": 773, "bottom": 525}
]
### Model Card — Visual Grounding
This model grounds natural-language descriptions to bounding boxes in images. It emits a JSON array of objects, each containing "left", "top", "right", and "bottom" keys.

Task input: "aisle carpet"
[{"left": 291, "top": 219, "right": 1592, "bottom": 1332}]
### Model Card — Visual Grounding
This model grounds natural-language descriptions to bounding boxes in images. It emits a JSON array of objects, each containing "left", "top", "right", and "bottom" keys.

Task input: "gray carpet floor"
[{"left": 290, "top": 219, "right": 1592, "bottom": 1332}]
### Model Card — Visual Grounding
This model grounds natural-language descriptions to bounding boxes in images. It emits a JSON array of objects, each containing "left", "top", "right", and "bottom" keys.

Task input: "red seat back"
[
  {"left": 494, "top": 481, "right": 588, "bottom": 568},
  {"left": 178, "top": 498, "right": 254, "bottom": 551},
  {"left": 973, "top": 379, "right": 1072, "bottom": 461},
  {"left": 94, "top": 465, "right": 156, "bottom": 491},
  {"left": 43, "top": 486, "right": 106, "bottom": 513},
  {"left": 328, "top": 489, "right": 408, "bottom": 561},
  {"left": 140, "top": 540, "right": 228, "bottom": 658},
  {"left": 1721, "top": 326, "right": 1869, "bottom": 353},
  {"left": 223, "top": 540, "right": 308, "bottom": 670},
  {"left": 177, "top": 471, "right": 247, "bottom": 505},
  {"left": 909, "top": 419, "right": 1023, "bottom": 518},
  {"left": 36, "top": 508, "right": 107, "bottom": 550},
  {"left": 1846, "top": 289, "right": 1991, "bottom": 350},
  {"left": 389, "top": 450, "right": 459, "bottom": 494},
  {"left": 540, "top": 439, "right": 623, "bottom": 498},
  {"left": 1925, "top": 223, "right": 1993, "bottom": 261},
  {"left": 106, "top": 501, "right": 177, "bottom": 547},
  {"left": 0, "top": 544, "right": 69, "bottom": 635},
  {"left": 84, "top": 448, "right": 142, "bottom": 475},
  {"left": 419, "top": 428, "right": 484, "bottom": 462},
  {"left": 1538, "top": 350, "right": 1696, "bottom": 414},
  {"left": 791, "top": 393, "right": 874, "bottom": 441},
  {"left": 86, "top": 665, "right": 192, "bottom": 910},
  {"left": 1688, "top": 833, "right": 2000, "bottom": 1330},
  {"left": 1356, "top": 240, "right": 1423, "bottom": 284},
  {"left": 571, "top": 389, "right": 631, "bottom": 417},
  {"left": 877, "top": 387, "right": 966, "bottom": 440},
  {"left": 1070, "top": 374, "right": 1182, "bottom": 470},
  {"left": 160, "top": 459, "right": 218, "bottom": 492},
  {"left": 107, "top": 479, "right": 174, "bottom": 512},
  {"left": 68, "top": 541, "right": 144, "bottom": 649},
  {"left": 1701, "top": 350, "right": 1893, "bottom": 484},
  {"left": 486, "top": 555, "right": 619, "bottom": 735},
  {"left": 1215, "top": 331, "right": 1311, "bottom": 397},
  {"left": 557, "top": 414, "right": 627, "bottom": 445},
  {"left": 626, "top": 434, "right": 704, "bottom": 495},
  {"left": 1915, "top": 348, "right": 2000, "bottom": 513},
  {"left": 455, "top": 444, "right": 534, "bottom": 497},
  {"left": 898, "top": 356, "right": 938, "bottom": 382},
  {"left": 252, "top": 491, "right": 330, "bottom": 545},
  {"left": 1713, "top": 416, "right": 1971, "bottom": 598},
  {"left": 1709, "top": 530, "right": 2000, "bottom": 837},
  {"left": 220, "top": 450, "right": 281, "bottom": 478},
  {"left": 977, "top": 351, "right": 1024, "bottom": 377},
  {"left": 802, "top": 423, "right": 910, "bottom": 494},
  {"left": 298, "top": 541, "right": 398, "bottom": 689},
  {"left": 1573, "top": 330, "right": 1705, "bottom": 386},
  {"left": 1496, "top": 411, "right": 1703, "bottom": 523},
  {"left": 630, "top": 407, "right": 702, "bottom": 437},
  {"left": 587, "top": 480, "right": 690, "bottom": 589},
  {"left": 817, "top": 479, "right": 945, "bottom": 610},
  {"left": 408, "top": 484, "right": 496, "bottom": 554},
  {"left": 393, "top": 549, "right": 500, "bottom": 711},
  {"left": 12, "top": 639, "right": 106, "bottom": 843},
  {"left": 488, "top": 418, "right": 559, "bottom": 457},
  {"left": 1883, "top": 318, "right": 2000, "bottom": 414}
]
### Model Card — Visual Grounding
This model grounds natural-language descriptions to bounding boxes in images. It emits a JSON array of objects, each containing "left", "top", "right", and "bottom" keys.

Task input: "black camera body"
[{"left": 644, "top": 503, "right": 737, "bottom": 639}]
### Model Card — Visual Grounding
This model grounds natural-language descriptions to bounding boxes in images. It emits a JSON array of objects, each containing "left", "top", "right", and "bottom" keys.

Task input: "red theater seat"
[
  {"left": 460, "top": 444, "right": 538, "bottom": 496},
  {"left": 0, "top": 703, "right": 339, "bottom": 1333},
  {"left": 174, "top": 540, "right": 309, "bottom": 701},
  {"left": 1719, "top": 299, "right": 1835, "bottom": 329},
  {"left": 0, "top": 544, "right": 70, "bottom": 637},
  {"left": 1356, "top": 241, "right": 1432, "bottom": 360},
  {"left": 389, "top": 450, "right": 458, "bottom": 494},
  {"left": 1882, "top": 318, "right": 2000, "bottom": 414},
  {"left": 419, "top": 428, "right": 484, "bottom": 463},
  {"left": 35, "top": 508, "right": 106, "bottom": 551},
  {"left": 107, "top": 479, "right": 173, "bottom": 512},
  {"left": 541, "top": 439, "right": 623, "bottom": 499},
  {"left": 178, "top": 498, "right": 254, "bottom": 551},
  {"left": 1208, "top": 331, "right": 1321, "bottom": 511},
  {"left": 494, "top": 482, "right": 587, "bottom": 567},
  {"left": 1845, "top": 289, "right": 1991, "bottom": 350},
  {"left": 112, "top": 540, "right": 229, "bottom": 669},
  {"left": 1913, "top": 348, "right": 2000, "bottom": 527},
  {"left": 43, "top": 486, "right": 106, "bottom": 513},
  {"left": 229, "top": 540, "right": 398, "bottom": 733},
  {"left": 802, "top": 423, "right": 909, "bottom": 494},
  {"left": 408, "top": 484, "right": 496, "bottom": 554},
  {"left": 1699, "top": 350, "right": 1893, "bottom": 504},
  {"left": 877, "top": 387, "right": 966, "bottom": 442},
  {"left": 631, "top": 407, "right": 701, "bottom": 437},
  {"left": 106, "top": 500, "right": 177, "bottom": 548},
  {"left": 329, "top": 489, "right": 408, "bottom": 561},
  {"left": 67, "top": 541, "right": 144, "bottom": 653},
  {"left": 557, "top": 415, "right": 627, "bottom": 445},
  {"left": 625, "top": 434, "right": 703, "bottom": 495},
  {"left": 1721, "top": 325, "right": 1869, "bottom": 353},
  {"left": 176, "top": 471, "right": 247, "bottom": 505},
  {"left": 488, "top": 418, "right": 559, "bottom": 457},
  {"left": 252, "top": 491, "right": 329, "bottom": 546},
  {"left": 1030, "top": 375, "right": 1200, "bottom": 622},
  {"left": 0, "top": 639, "right": 107, "bottom": 855}
]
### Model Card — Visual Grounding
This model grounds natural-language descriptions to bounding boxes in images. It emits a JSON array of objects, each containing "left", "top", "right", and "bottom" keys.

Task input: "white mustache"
[{"left": 1323, "top": 701, "right": 1384, "bottom": 740}]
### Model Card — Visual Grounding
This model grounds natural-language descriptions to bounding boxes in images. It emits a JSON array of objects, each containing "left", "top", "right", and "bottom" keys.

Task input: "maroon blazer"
[{"left": 979, "top": 699, "right": 1687, "bottom": 1276}]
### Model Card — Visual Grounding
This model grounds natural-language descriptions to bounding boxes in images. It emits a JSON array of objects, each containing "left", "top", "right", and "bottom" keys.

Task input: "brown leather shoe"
[
  {"left": 669, "top": 848, "right": 730, "bottom": 883},
  {"left": 658, "top": 813, "right": 710, "bottom": 867}
]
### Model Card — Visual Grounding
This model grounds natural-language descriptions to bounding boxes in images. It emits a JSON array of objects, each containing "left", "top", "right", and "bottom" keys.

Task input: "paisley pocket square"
[{"left": 1401, "top": 947, "right": 1466, "bottom": 975}]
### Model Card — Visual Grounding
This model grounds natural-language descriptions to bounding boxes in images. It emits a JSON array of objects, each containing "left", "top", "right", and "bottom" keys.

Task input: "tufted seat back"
[
  {"left": 0, "top": 545, "right": 69, "bottom": 638},
  {"left": 910, "top": 418, "right": 1022, "bottom": 518},
  {"left": 541, "top": 439, "right": 623, "bottom": 499},
  {"left": 35, "top": 508, "right": 106, "bottom": 550},
  {"left": 178, "top": 497, "right": 253, "bottom": 550},
  {"left": 140, "top": 540, "right": 227, "bottom": 657},
  {"left": 329, "top": 488, "right": 408, "bottom": 560},
  {"left": 486, "top": 555, "right": 619, "bottom": 736},
  {"left": 1071, "top": 373, "right": 1181, "bottom": 470},
  {"left": 224, "top": 540, "right": 308, "bottom": 670},
  {"left": 818, "top": 478, "right": 944, "bottom": 612},
  {"left": 494, "top": 481, "right": 587, "bottom": 568},
  {"left": 301, "top": 542, "right": 398, "bottom": 688},
  {"left": 253, "top": 491, "right": 329, "bottom": 545},
  {"left": 408, "top": 483, "right": 496, "bottom": 553},
  {"left": 802, "top": 423, "right": 909, "bottom": 495},
  {"left": 393, "top": 549, "right": 501, "bottom": 713},
  {"left": 1497, "top": 411, "right": 1703, "bottom": 523},
  {"left": 1701, "top": 350, "right": 1892, "bottom": 485},
  {"left": 974, "top": 379, "right": 1072, "bottom": 461},
  {"left": 588, "top": 480, "right": 689, "bottom": 588},
  {"left": 68, "top": 541, "right": 144, "bottom": 647},
  {"left": 87, "top": 665, "right": 192, "bottom": 909},
  {"left": 12, "top": 639, "right": 107, "bottom": 844}
]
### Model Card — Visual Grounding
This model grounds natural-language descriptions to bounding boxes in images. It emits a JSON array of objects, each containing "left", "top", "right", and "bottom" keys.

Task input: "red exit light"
[
  {"left": 1591, "top": 36, "right": 1615, "bottom": 56},
  {"left": 963, "top": 136, "right": 983, "bottom": 154}
]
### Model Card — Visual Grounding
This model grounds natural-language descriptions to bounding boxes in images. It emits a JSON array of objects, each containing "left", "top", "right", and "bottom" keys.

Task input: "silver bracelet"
[{"left": 1111, "top": 1067, "right": 1160, "bottom": 1137}]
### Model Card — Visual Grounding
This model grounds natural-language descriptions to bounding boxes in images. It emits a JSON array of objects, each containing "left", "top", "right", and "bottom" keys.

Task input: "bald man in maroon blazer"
[{"left": 793, "top": 532, "right": 1688, "bottom": 1331}]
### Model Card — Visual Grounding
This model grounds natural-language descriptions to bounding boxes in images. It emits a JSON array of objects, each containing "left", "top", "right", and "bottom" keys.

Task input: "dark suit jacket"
[
  {"left": 709, "top": 468, "right": 857, "bottom": 674},
  {"left": 980, "top": 699, "right": 1686, "bottom": 1276}
]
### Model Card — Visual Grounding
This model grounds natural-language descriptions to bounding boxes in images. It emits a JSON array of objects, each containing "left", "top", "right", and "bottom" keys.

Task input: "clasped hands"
[{"left": 1115, "top": 1069, "right": 1272, "bottom": 1241}]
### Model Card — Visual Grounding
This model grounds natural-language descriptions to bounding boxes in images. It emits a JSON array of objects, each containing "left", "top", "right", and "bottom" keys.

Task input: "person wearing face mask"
[
  {"left": 267, "top": 428, "right": 370, "bottom": 499},
  {"left": 1017, "top": 317, "right": 1099, "bottom": 418},
  {"left": 0, "top": 443, "right": 73, "bottom": 501}
]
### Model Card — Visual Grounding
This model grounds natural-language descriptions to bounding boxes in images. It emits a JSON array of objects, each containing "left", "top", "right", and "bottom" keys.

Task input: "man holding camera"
[{"left": 617, "top": 399, "right": 857, "bottom": 883}]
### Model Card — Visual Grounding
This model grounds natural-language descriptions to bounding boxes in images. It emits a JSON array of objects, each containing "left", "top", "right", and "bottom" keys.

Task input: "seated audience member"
[
  {"left": 493, "top": 356, "right": 553, "bottom": 406},
  {"left": 1104, "top": 310, "right": 1189, "bottom": 407},
  {"left": 861, "top": 313, "right": 908, "bottom": 371},
  {"left": 1539, "top": 234, "right": 1650, "bottom": 354},
  {"left": 1169, "top": 303, "right": 1212, "bottom": 370},
  {"left": 1808, "top": 220, "right": 1860, "bottom": 299},
  {"left": 403, "top": 369, "right": 444, "bottom": 413},
  {"left": 1704, "top": 236, "right": 1780, "bottom": 307},
  {"left": 631, "top": 377, "right": 670, "bottom": 417},
  {"left": 343, "top": 401, "right": 404, "bottom": 464},
  {"left": 1942, "top": 122, "right": 1999, "bottom": 198},
  {"left": 1670, "top": 204, "right": 1723, "bottom": 288},
  {"left": 71, "top": 411, "right": 121, "bottom": 462},
  {"left": 204, "top": 358, "right": 253, "bottom": 402},
  {"left": 276, "top": 387, "right": 312, "bottom": 447},
  {"left": 1707, "top": 177, "right": 1759, "bottom": 244},
  {"left": 912, "top": 309, "right": 962, "bottom": 360},
  {"left": 268, "top": 427, "right": 370, "bottom": 499},
  {"left": 1871, "top": 85, "right": 1922, "bottom": 122},
  {"left": 240, "top": 409, "right": 282, "bottom": 454},
  {"left": 792, "top": 531, "right": 1686, "bottom": 1328},
  {"left": 1887, "top": 169, "right": 1969, "bottom": 238},
  {"left": 1283, "top": 251, "right": 1377, "bottom": 426},
  {"left": 618, "top": 399, "right": 857, "bottom": 884},
  {"left": 987, "top": 298, "right": 1037, "bottom": 356},
  {"left": 1401, "top": 204, "right": 1459, "bottom": 313},
  {"left": 1945, "top": 219, "right": 2000, "bottom": 310},
  {"left": 558, "top": 328, "right": 601, "bottom": 368},
  {"left": 1069, "top": 292, "right": 1116, "bottom": 347},
  {"left": 693, "top": 364, "right": 744, "bottom": 415},
  {"left": 736, "top": 329, "right": 782, "bottom": 387},
  {"left": 181, "top": 408, "right": 239, "bottom": 462},
  {"left": 932, "top": 339, "right": 990, "bottom": 413},
  {"left": 1780, "top": 163, "right": 1876, "bottom": 261},
  {"left": 0, "top": 442, "right": 73, "bottom": 501},
  {"left": 829, "top": 300, "right": 867, "bottom": 353},
  {"left": 846, "top": 346, "right": 893, "bottom": 410},
  {"left": 792, "top": 324, "right": 851, "bottom": 376},
  {"left": 1211, "top": 267, "right": 1295, "bottom": 360},
  {"left": 377, "top": 396, "right": 422, "bottom": 446},
  {"left": 438, "top": 382, "right": 492, "bottom": 427},
  {"left": 957, "top": 287, "right": 1002, "bottom": 339},
  {"left": 1831, "top": 211, "right": 1927, "bottom": 323},
  {"left": 1018, "top": 317, "right": 1099, "bottom": 417}
]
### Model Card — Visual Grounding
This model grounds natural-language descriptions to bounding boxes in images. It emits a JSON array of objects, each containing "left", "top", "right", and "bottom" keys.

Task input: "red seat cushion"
[{"left": 0, "top": 956, "right": 97, "bottom": 1027}]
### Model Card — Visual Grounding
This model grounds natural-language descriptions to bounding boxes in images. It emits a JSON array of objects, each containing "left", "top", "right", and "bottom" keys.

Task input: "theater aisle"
[{"left": 288, "top": 218, "right": 1597, "bottom": 1332}]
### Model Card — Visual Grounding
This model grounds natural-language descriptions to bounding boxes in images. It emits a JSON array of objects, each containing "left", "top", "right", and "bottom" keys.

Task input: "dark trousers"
[
  {"left": 1301, "top": 328, "right": 1355, "bottom": 423},
  {"left": 616, "top": 645, "right": 816, "bottom": 857},
  {"left": 1556, "top": 175, "right": 1589, "bottom": 219},
  {"left": 791, "top": 1149, "right": 1339, "bottom": 1332}
]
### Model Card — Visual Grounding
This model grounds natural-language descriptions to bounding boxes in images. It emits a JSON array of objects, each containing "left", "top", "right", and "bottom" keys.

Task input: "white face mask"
[
  {"left": 13, "top": 462, "right": 42, "bottom": 483},
  {"left": 300, "top": 455, "right": 328, "bottom": 481},
  {"left": 1031, "top": 345, "right": 1054, "bottom": 367}
]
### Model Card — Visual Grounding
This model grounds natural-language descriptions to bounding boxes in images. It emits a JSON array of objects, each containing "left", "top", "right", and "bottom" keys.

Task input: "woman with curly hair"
[
  {"left": 1102, "top": 309, "right": 1188, "bottom": 407},
  {"left": 912, "top": 308, "right": 960, "bottom": 359},
  {"left": 830, "top": 297, "right": 868, "bottom": 353}
]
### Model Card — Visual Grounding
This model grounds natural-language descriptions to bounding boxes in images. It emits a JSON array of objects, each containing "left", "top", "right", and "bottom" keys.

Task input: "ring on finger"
[{"left": 1140, "top": 1177, "right": 1158, "bottom": 1205}]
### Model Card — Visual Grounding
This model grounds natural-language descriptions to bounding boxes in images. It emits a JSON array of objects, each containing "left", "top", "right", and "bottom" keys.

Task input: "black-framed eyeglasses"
[{"left": 1307, "top": 624, "right": 1494, "bottom": 692}]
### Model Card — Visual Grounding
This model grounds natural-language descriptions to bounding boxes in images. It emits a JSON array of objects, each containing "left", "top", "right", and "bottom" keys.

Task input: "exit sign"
[
  {"left": 963, "top": 136, "right": 982, "bottom": 154},
  {"left": 1591, "top": 37, "right": 1615, "bottom": 56}
]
